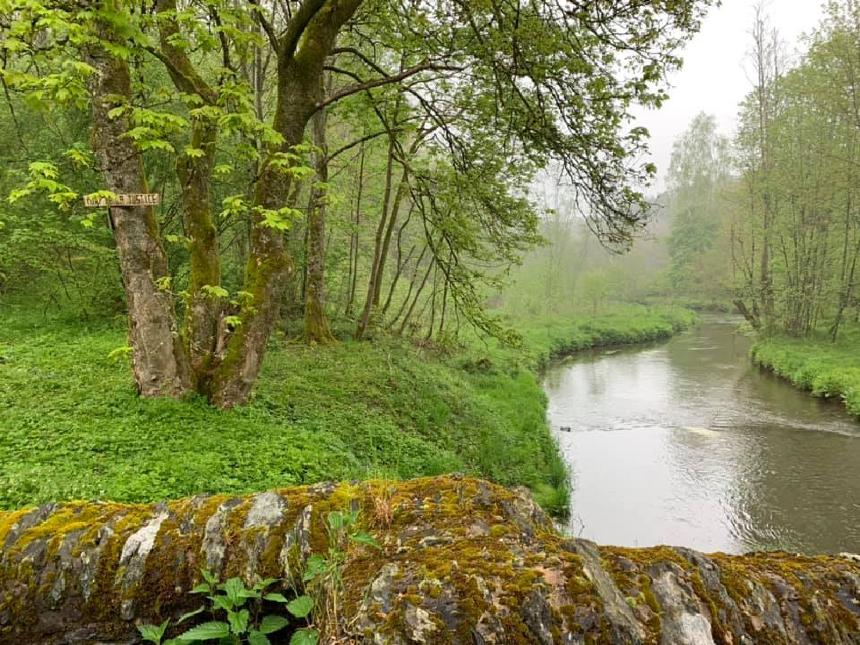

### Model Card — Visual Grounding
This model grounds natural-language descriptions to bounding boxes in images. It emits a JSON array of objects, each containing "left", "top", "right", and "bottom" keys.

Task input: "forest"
[{"left": 2, "top": 1, "right": 860, "bottom": 644}]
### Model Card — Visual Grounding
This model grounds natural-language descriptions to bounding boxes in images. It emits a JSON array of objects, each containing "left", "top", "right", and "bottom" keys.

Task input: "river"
[{"left": 543, "top": 315, "right": 860, "bottom": 554}]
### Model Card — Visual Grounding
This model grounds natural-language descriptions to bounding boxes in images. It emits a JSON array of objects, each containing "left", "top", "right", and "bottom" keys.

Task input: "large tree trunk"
[
  {"left": 178, "top": 120, "right": 222, "bottom": 390},
  {"left": 304, "top": 77, "right": 336, "bottom": 344},
  {"left": 209, "top": 1, "right": 362, "bottom": 407},
  {"left": 1, "top": 476, "right": 858, "bottom": 644},
  {"left": 86, "top": 31, "right": 191, "bottom": 398},
  {"left": 154, "top": 0, "right": 223, "bottom": 393}
]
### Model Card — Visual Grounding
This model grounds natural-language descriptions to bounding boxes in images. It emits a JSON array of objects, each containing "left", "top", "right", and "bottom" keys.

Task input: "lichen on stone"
[{"left": 0, "top": 476, "right": 858, "bottom": 643}]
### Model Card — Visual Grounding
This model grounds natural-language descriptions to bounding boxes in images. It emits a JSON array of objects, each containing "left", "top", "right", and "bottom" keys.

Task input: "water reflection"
[{"left": 544, "top": 315, "right": 860, "bottom": 554}]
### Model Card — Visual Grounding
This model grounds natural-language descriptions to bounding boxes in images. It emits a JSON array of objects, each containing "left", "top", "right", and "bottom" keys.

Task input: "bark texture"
[
  {"left": 209, "top": 0, "right": 362, "bottom": 407},
  {"left": 1, "top": 476, "right": 858, "bottom": 644},
  {"left": 86, "top": 34, "right": 191, "bottom": 398},
  {"left": 304, "top": 77, "right": 335, "bottom": 344}
]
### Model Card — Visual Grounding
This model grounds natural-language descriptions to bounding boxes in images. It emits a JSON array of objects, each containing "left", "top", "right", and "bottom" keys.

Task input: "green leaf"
[
  {"left": 201, "top": 285, "right": 229, "bottom": 299},
  {"left": 327, "top": 511, "right": 345, "bottom": 531},
  {"left": 289, "top": 628, "right": 319, "bottom": 645},
  {"left": 201, "top": 569, "right": 218, "bottom": 586},
  {"left": 137, "top": 619, "right": 170, "bottom": 644},
  {"left": 28, "top": 161, "right": 58, "bottom": 179},
  {"left": 247, "top": 631, "right": 271, "bottom": 645},
  {"left": 177, "top": 606, "right": 205, "bottom": 624},
  {"left": 262, "top": 593, "right": 288, "bottom": 604},
  {"left": 222, "top": 577, "right": 246, "bottom": 606},
  {"left": 350, "top": 532, "right": 381, "bottom": 549},
  {"left": 177, "top": 621, "right": 230, "bottom": 641},
  {"left": 258, "top": 614, "right": 289, "bottom": 635},
  {"left": 302, "top": 554, "right": 328, "bottom": 582},
  {"left": 253, "top": 577, "right": 279, "bottom": 591},
  {"left": 212, "top": 595, "right": 234, "bottom": 612},
  {"left": 286, "top": 595, "right": 314, "bottom": 619},
  {"left": 227, "top": 608, "right": 250, "bottom": 635}
]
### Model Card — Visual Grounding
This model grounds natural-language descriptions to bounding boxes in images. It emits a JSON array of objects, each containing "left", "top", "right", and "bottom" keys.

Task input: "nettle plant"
[
  {"left": 138, "top": 571, "right": 317, "bottom": 645},
  {"left": 138, "top": 509, "right": 380, "bottom": 644}
]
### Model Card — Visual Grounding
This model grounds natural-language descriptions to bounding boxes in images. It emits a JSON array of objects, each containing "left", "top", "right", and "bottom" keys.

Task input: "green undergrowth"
[
  {"left": 0, "top": 301, "right": 693, "bottom": 516},
  {"left": 484, "top": 305, "right": 697, "bottom": 371},
  {"left": 751, "top": 326, "right": 860, "bottom": 417}
]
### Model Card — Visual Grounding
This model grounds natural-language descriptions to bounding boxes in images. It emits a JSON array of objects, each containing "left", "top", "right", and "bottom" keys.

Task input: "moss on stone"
[{"left": 1, "top": 476, "right": 859, "bottom": 643}]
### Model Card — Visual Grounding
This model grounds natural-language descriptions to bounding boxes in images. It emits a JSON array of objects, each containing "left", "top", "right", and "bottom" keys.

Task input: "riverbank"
[
  {"left": 0, "top": 303, "right": 693, "bottom": 515},
  {"left": 751, "top": 327, "right": 860, "bottom": 418},
  {"left": 508, "top": 305, "right": 697, "bottom": 370}
]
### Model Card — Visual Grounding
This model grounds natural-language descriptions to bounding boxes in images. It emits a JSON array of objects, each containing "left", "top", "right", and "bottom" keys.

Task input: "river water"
[{"left": 543, "top": 315, "right": 860, "bottom": 554}]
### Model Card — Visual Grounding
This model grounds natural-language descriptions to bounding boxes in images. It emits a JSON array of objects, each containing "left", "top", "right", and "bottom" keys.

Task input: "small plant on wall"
[{"left": 137, "top": 570, "right": 317, "bottom": 645}]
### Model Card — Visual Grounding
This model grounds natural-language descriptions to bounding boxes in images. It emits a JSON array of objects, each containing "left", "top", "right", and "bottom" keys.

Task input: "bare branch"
[
  {"left": 317, "top": 62, "right": 463, "bottom": 111},
  {"left": 247, "top": 0, "right": 281, "bottom": 53}
]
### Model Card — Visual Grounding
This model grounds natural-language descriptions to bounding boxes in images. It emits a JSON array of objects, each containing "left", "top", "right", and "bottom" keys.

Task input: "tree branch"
[
  {"left": 281, "top": 0, "right": 328, "bottom": 62},
  {"left": 247, "top": 0, "right": 281, "bottom": 53},
  {"left": 152, "top": 0, "right": 217, "bottom": 104},
  {"left": 325, "top": 128, "right": 387, "bottom": 163},
  {"left": 317, "top": 62, "right": 463, "bottom": 111}
]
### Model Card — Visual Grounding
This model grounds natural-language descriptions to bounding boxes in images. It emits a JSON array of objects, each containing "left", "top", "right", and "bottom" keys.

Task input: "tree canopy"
[{"left": 1, "top": 0, "right": 713, "bottom": 405}]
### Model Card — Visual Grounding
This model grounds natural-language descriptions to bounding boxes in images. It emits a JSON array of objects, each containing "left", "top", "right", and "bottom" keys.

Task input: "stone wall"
[{"left": 1, "top": 476, "right": 858, "bottom": 643}]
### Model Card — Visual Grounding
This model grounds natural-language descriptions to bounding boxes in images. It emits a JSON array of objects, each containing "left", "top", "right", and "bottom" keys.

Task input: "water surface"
[{"left": 544, "top": 315, "right": 860, "bottom": 554}]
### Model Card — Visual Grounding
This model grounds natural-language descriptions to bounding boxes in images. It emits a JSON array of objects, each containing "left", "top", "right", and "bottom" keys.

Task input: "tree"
[
  {"left": 3, "top": 0, "right": 715, "bottom": 406},
  {"left": 731, "top": 0, "right": 860, "bottom": 338},
  {"left": 666, "top": 113, "right": 732, "bottom": 299}
]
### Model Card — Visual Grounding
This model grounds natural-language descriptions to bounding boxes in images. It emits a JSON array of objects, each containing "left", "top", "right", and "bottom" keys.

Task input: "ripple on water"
[{"left": 544, "top": 316, "right": 860, "bottom": 554}]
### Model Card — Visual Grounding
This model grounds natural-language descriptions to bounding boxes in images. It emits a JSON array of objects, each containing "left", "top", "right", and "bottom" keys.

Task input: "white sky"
[{"left": 634, "top": 0, "right": 825, "bottom": 193}]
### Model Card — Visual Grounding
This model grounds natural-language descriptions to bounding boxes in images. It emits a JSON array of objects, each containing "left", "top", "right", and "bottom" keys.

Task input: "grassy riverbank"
[
  {"left": 751, "top": 327, "right": 860, "bottom": 418},
  {"left": 508, "top": 306, "right": 696, "bottom": 370},
  {"left": 0, "top": 303, "right": 693, "bottom": 513}
]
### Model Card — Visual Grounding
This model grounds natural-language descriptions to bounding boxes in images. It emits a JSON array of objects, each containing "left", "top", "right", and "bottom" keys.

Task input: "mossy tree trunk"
[
  {"left": 1, "top": 476, "right": 859, "bottom": 644},
  {"left": 85, "top": 1, "right": 362, "bottom": 407},
  {"left": 86, "top": 20, "right": 192, "bottom": 399},
  {"left": 209, "top": 1, "right": 361, "bottom": 406},
  {"left": 154, "top": 0, "right": 222, "bottom": 393},
  {"left": 304, "top": 75, "right": 336, "bottom": 345}
]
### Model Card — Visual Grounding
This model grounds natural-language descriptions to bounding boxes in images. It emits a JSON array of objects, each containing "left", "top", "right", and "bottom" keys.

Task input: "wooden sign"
[{"left": 83, "top": 193, "right": 161, "bottom": 208}]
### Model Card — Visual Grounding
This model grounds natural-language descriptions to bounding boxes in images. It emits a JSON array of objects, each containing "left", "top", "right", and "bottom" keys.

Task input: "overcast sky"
[{"left": 634, "top": 0, "right": 825, "bottom": 193}]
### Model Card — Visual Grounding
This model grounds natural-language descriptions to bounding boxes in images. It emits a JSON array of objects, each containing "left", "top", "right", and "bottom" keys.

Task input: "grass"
[
  {"left": 485, "top": 304, "right": 697, "bottom": 371},
  {"left": 751, "top": 325, "right": 860, "bottom": 418},
  {"left": 0, "top": 301, "right": 693, "bottom": 514}
]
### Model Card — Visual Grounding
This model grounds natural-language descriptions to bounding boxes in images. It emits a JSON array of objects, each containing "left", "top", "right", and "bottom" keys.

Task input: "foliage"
[
  {"left": 731, "top": 2, "right": 860, "bottom": 338},
  {"left": 665, "top": 113, "right": 733, "bottom": 299},
  {"left": 0, "top": 297, "right": 692, "bottom": 515},
  {"left": 0, "top": 0, "right": 714, "bottom": 403},
  {"left": 137, "top": 569, "right": 315, "bottom": 645}
]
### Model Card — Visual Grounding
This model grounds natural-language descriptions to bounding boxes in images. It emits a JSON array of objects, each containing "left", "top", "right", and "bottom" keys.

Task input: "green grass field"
[
  {"left": 751, "top": 326, "right": 860, "bottom": 418},
  {"left": 0, "top": 302, "right": 693, "bottom": 513}
]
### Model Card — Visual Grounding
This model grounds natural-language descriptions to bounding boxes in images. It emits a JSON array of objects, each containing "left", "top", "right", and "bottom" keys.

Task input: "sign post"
[
  {"left": 83, "top": 193, "right": 161, "bottom": 232},
  {"left": 83, "top": 193, "right": 161, "bottom": 208}
]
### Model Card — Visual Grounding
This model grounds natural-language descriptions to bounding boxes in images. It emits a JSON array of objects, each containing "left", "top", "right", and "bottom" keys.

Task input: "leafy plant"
[
  {"left": 301, "top": 510, "right": 379, "bottom": 633},
  {"left": 137, "top": 570, "right": 317, "bottom": 645}
]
